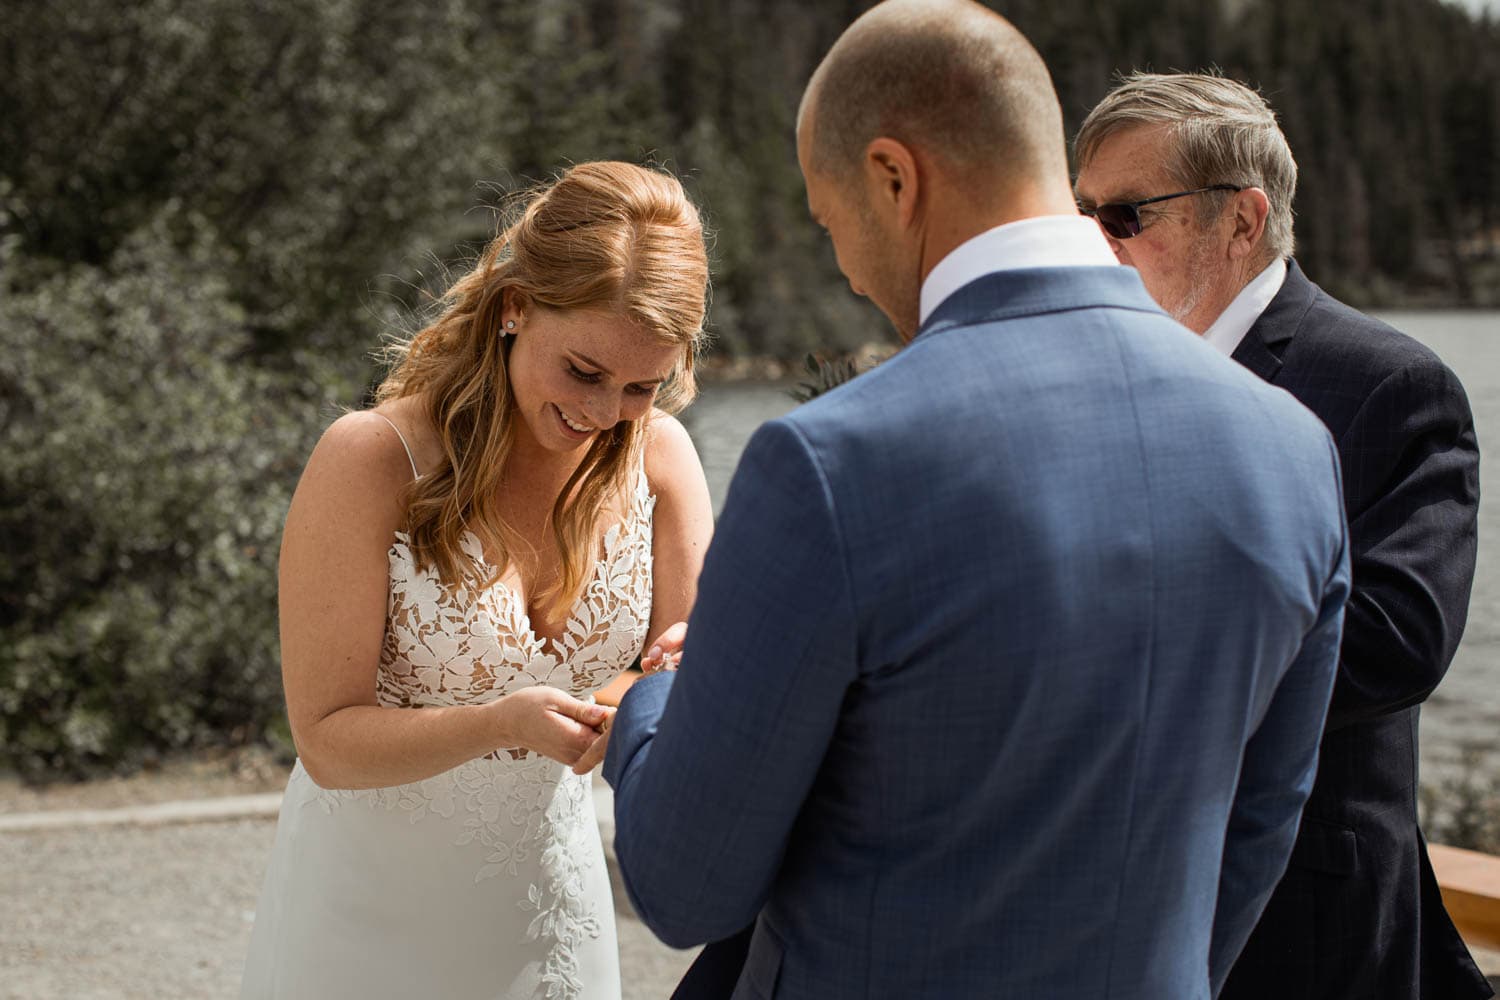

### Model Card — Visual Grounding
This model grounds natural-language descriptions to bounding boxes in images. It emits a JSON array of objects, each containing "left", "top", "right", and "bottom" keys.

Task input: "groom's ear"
[{"left": 862, "top": 137, "right": 921, "bottom": 231}]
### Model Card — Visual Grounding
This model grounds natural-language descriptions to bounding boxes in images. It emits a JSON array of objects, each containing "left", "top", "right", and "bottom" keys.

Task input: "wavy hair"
[{"left": 377, "top": 161, "right": 709, "bottom": 619}]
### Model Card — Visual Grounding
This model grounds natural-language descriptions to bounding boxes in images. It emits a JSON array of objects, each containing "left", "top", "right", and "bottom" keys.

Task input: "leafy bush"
[
  {"left": 0, "top": 0, "right": 532, "bottom": 358},
  {"left": 4, "top": 0, "right": 1498, "bottom": 780},
  {"left": 0, "top": 214, "right": 347, "bottom": 777}
]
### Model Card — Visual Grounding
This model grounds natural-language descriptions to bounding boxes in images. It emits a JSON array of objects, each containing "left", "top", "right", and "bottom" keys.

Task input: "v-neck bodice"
[{"left": 375, "top": 465, "right": 656, "bottom": 730}]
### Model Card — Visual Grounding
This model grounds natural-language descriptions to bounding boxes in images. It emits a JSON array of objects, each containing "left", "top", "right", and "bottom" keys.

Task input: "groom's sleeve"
[
  {"left": 604, "top": 416, "right": 858, "bottom": 948},
  {"left": 1209, "top": 517, "right": 1350, "bottom": 992}
]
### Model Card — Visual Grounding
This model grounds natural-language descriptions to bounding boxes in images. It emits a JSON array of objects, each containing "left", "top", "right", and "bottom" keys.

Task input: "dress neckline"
[
  {"left": 459, "top": 528, "right": 599, "bottom": 657},
  {"left": 388, "top": 462, "right": 653, "bottom": 656}
]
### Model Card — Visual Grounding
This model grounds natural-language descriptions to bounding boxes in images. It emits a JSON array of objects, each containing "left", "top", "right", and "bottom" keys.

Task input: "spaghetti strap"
[{"left": 372, "top": 411, "right": 421, "bottom": 481}]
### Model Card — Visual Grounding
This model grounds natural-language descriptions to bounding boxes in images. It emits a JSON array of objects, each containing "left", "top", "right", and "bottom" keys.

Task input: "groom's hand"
[
  {"left": 571, "top": 710, "right": 615, "bottom": 775},
  {"left": 642, "top": 621, "right": 688, "bottom": 673}
]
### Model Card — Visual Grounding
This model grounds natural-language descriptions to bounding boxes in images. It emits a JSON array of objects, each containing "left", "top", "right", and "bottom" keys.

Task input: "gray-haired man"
[{"left": 1075, "top": 72, "right": 1489, "bottom": 1000}]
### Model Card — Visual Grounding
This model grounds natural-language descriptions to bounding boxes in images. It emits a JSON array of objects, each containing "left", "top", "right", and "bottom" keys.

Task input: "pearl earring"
[{"left": 502, "top": 320, "right": 516, "bottom": 337}]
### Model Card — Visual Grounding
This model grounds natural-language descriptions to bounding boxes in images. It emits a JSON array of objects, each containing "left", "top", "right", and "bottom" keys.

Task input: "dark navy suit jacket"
[
  {"left": 606, "top": 267, "right": 1351, "bottom": 999},
  {"left": 1221, "top": 261, "right": 1491, "bottom": 1000}
]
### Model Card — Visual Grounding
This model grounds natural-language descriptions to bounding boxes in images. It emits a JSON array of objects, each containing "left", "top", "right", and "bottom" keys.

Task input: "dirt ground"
[
  {"left": 0, "top": 754, "right": 696, "bottom": 1000},
  {"left": 3, "top": 755, "right": 1496, "bottom": 997}
]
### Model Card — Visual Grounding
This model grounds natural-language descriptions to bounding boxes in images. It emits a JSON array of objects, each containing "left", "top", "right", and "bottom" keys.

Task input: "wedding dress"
[{"left": 241, "top": 454, "right": 652, "bottom": 1000}]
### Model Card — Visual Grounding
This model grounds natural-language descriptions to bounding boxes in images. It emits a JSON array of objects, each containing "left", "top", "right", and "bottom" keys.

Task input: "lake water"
[{"left": 679, "top": 311, "right": 1500, "bottom": 780}]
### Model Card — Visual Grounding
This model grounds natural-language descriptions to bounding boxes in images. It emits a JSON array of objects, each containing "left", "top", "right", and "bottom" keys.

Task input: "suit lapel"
[
  {"left": 1231, "top": 259, "right": 1317, "bottom": 384},
  {"left": 1231, "top": 325, "right": 1285, "bottom": 383}
]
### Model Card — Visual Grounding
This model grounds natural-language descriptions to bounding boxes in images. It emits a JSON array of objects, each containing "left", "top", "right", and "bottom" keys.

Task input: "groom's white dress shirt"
[
  {"left": 1203, "top": 259, "right": 1288, "bottom": 357},
  {"left": 919, "top": 215, "right": 1119, "bottom": 326}
]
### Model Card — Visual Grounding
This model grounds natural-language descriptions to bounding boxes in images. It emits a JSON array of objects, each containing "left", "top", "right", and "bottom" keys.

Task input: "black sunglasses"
[{"left": 1079, "top": 184, "right": 1243, "bottom": 240}]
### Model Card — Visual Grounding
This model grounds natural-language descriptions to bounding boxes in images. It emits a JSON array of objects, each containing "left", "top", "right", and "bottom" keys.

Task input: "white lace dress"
[{"left": 240, "top": 474, "right": 654, "bottom": 1000}]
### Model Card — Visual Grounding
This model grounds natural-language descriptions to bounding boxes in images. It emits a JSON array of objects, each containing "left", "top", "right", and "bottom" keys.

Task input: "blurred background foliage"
[
  {"left": 2, "top": 0, "right": 1498, "bottom": 777},
  {"left": 1422, "top": 749, "right": 1500, "bottom": 855}
]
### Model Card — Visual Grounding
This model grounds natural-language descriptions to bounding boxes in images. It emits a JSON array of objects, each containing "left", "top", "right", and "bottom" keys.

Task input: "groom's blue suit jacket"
[{"left": 605, "top": 267, "right": 1351, "bottom": 999}]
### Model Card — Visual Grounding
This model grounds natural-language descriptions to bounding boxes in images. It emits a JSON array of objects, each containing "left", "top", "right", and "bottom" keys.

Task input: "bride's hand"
[
  {"left": 495, "top": 686, "right": 611, "bottom": 767},
  {"left": 641, "top": 621, "right": 688, "bottom": 673}
]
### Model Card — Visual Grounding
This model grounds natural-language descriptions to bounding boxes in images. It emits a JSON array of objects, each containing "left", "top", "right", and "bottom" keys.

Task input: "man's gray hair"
[{"left": 1075, "top": 72, "right": 1298, "bottom": 262}]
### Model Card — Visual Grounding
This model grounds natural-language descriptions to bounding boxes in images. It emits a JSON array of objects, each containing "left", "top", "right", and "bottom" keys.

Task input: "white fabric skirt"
[{"left": 241, "top": 756, "right": 620, "bottom": 1000}]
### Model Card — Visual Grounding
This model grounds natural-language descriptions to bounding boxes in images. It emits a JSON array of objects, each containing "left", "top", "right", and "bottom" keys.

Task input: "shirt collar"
[
  {"left": 1202, "top": 259, "right": 1288, "bottom": 357},
  {"left": 919, "top": 215, "right": 1119, "bottom": 325}
]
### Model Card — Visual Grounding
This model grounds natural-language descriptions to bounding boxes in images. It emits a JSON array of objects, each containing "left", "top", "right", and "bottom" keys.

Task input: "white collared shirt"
[
  {"left": 1202, "top": 259, "right": 1288, "bottom": 357},
  {"left": 918, "top": 215, "right": 1120, "bottom": 326}
]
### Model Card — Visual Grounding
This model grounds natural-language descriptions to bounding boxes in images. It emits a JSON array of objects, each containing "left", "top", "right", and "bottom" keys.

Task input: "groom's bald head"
[{"left": 798, "top": 0, "right": 1068, "bottom": 198}]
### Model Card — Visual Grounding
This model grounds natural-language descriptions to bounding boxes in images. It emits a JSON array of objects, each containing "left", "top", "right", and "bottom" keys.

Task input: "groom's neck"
[{"left": 916, "top": 177, "right": 1080, "bottom": 287}]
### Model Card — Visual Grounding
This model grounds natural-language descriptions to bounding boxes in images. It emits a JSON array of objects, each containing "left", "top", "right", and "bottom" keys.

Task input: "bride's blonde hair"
[{"left": 377, "top": 162, "right": 709, "bottom": 618}]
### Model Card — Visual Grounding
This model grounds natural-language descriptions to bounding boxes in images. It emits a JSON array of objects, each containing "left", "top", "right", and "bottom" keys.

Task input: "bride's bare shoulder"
[
  {"left": 285, "top": 409, "right": 423, "bottom": 540},
  {"left": 643, "top": 410, "right": 701, "bottom": 480},
  {"left": 643, "top": 409, "right": 710, "bottom": 518},
  {"left": 312, "top": 395, "right": 440, "bottom": 475},
  {"left": 312, "top": 410, "right": 416, "bottom": 476}
]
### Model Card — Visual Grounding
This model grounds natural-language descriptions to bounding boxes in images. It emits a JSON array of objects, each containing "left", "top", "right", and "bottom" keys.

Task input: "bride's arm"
[
  {"left": 278, "top": 412, "right": 608, "bottom": 790},
  {"left": 641, "top": 411, "right": 714, "bottom": 653}
]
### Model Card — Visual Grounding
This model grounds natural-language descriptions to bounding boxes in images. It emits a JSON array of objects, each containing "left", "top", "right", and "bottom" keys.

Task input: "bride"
[{"left": 240, "top": 161, "right": 712, "bottom": 999}]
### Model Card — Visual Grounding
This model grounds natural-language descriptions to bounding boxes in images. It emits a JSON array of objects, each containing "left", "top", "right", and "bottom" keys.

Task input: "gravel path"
[
  {"left": 2, "top": 819, "right": 276, "bottom": 999},
  {"left": 4, "top": 765, "right": 1495, "bottom": 997},
  {"left": 0, "top": 808, "right": 697, "bottom": 999}
]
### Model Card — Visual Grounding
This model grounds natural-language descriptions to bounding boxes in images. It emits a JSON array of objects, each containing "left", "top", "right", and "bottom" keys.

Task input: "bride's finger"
[
  {"left": 645, "top": 621, "right": 688, "bottom": 656},
  {"left": 551, "top": 697, "right": 610, "bottom": 729}
]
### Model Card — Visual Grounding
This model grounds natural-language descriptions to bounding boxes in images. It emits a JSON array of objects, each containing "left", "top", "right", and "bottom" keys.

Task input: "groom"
[{"left": 603, "top": 2, "right": 1350, "bottom": 996}]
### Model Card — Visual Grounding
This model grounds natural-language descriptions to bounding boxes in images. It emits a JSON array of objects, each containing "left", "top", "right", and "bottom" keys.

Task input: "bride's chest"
[{"left": 377, "top": 511, "right": 655, "bottom": 706}]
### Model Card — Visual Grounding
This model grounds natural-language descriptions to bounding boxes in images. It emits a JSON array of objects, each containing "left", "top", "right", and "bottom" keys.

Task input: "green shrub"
[{"left": 0, "top": 214, "right": 349, "bottom": 778}]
